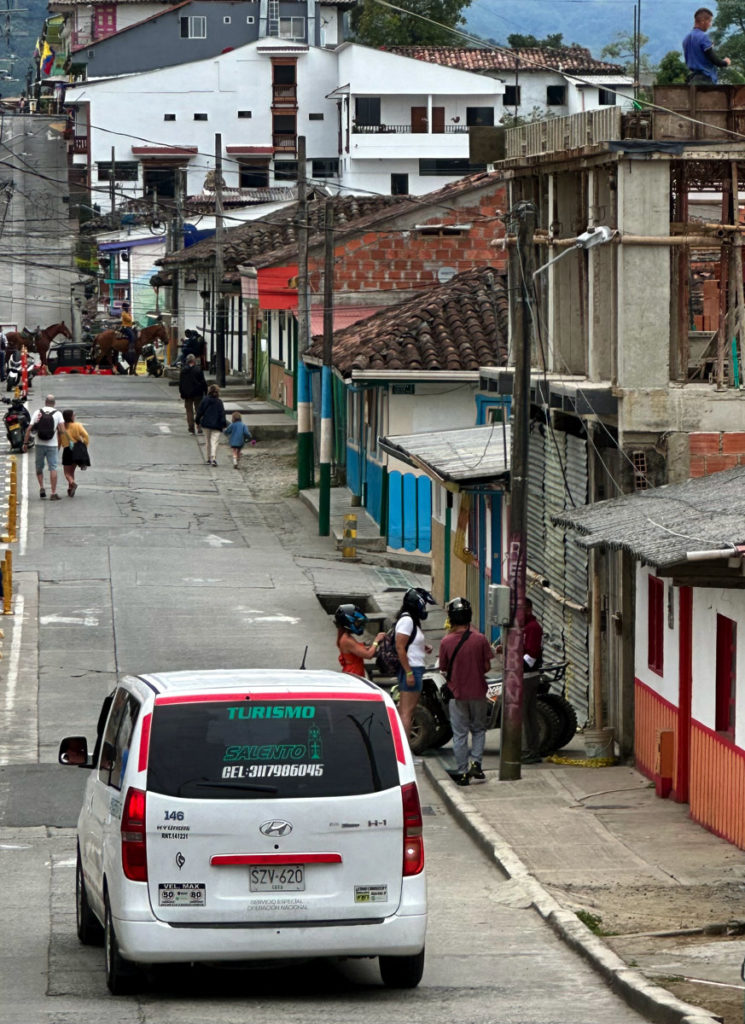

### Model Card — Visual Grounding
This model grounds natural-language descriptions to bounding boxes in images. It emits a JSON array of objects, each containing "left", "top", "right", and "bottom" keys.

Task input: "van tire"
[
  {"left": 538, "top": 693, "right": 578, "bottom": 750},
  {"left": 379, "top": 948, "right": 425, "bottom": 988},
  {"left": 408, "top": 706, "right": 437, "bottom": 754},
  {"left": 105, "top": 897, "right": 142, "bottom": 995},
  {"left": 76, "top": 850, "right": 103, "bottom": 945}
]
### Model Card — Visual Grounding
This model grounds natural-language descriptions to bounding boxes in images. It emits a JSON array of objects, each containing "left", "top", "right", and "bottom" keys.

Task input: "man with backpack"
[{"left": 23, "top": 393, "right": 64, "bottom": 500}]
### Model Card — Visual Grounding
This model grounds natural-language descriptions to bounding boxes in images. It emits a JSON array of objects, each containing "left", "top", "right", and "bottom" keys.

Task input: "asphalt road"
[{"left": 0, "top": 376, "right": 649, "bottom": 1022}]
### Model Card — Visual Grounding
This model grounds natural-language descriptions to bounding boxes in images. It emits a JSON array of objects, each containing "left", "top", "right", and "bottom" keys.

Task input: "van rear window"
[{"left": 147, "top": 699, "right": 399, "bottom": 799}]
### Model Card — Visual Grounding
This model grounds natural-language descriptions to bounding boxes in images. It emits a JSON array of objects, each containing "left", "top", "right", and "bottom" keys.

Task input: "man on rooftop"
[{"left": 683, "top": 7, "right": 731, "bottom": 84}]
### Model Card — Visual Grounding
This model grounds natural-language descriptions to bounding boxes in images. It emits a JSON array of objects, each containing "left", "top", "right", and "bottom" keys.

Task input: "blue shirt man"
[{"left": 683, "top": 8, "right": 731, "bottom": 84}]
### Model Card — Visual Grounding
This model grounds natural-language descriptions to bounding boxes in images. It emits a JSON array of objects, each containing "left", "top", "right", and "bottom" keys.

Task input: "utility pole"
[
  {"left": 319, "top": 199, "right": 334, "bottom": 536},
  {"left": 499, "top": 200, "right": 536, "bottom": 782},
  {"left": 110, "top": 147, "right": 116, "bottom": 218},
  {"left": 214, "top": 133, "right": 226, "bottom": 388},
  {"left": 296, "top": 136, "right": 314, "bottom": 490}
]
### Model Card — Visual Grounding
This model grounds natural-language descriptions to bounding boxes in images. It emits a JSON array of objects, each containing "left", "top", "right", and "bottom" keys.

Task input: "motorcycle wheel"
[
  {"left": 535, "top": 700, "right": 564, "bottom": 757},
  {"left": 408, "top": 706, "right": 437, "bottom": 755},
  {"left": 538, "top": 693, "right": 578, "bottom": 750}
]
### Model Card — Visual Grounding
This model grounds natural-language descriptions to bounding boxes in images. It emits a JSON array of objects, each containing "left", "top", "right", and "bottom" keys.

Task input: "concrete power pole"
[
  {"left": 296, "top": 136, "right": 314, "bottom": 490},
  {"left": 214, "top": 133, "right": 226, "bottom": 388},
  {"left": 318, "top": 199, "right": 334, "bottom": 535},
  {"left": 499, "top": 200, "right": 537, "bottom": 782}
]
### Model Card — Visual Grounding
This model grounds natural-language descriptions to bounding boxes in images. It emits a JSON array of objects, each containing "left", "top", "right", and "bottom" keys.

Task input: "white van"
[{"left": 59, "top": 670, "right": 427, "bottom": 994}]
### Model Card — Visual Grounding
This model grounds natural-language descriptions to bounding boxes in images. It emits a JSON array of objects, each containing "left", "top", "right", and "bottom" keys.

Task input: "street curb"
[{"left": 422, "top": 757, "right": 723, "bottom": 1024}]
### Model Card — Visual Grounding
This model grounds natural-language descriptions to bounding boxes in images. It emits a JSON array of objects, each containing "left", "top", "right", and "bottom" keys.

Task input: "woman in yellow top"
[
  {"left": 120, "top": 302, "right": 135, "bottom": 345},
  {"left": 60, "top": 409, "right": 90, "bottom": 497}
]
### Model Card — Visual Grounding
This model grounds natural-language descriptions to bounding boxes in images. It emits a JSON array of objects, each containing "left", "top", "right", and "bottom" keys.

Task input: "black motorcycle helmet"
[
  {"left": 447, "top": 597, "right": 472, "bottom": 626},
  {"left": 402, "top": 587, "right": 436, "bottom": 621},
  {"left": 334, "top": 603, "right": 367, "bottom": 636}
]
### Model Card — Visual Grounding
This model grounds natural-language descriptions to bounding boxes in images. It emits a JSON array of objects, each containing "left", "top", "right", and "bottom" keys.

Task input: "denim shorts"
[
  {"left": 35, "top": 444, "right": 58, "bottom": 473},
  {"left": 398, "top": 665, "right": 424, "bottom": 692}
]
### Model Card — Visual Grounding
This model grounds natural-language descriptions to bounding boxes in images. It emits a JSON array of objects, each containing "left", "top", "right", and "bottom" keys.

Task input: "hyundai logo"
[{"left": 260, "top": 819, "right": 293, "bottom": 837}]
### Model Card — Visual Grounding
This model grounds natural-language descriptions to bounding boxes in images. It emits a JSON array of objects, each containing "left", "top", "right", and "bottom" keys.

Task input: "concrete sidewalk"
[{"left": 421, "top": 734, "right": 745, "bottom": 1024}]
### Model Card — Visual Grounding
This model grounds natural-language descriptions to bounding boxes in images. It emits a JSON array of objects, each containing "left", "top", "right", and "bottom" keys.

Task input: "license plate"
[
  {"left": 158, "top": 883, "right": 206, "bottom": 906},
  {"left": 249, "top": 865, "right": 305, "bottom": 892},
  {"left": 486, "top": 680, "right": 503, "bottom": 702}
]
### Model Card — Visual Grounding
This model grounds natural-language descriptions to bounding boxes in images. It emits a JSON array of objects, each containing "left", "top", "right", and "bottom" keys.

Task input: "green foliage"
[
  {"left": 712, "top": 1, "right": 745, "bottom": 80},
  {"left": 350, "top": 0, "right": 472, "bottom": 47},
  {"left": 506, "top": 32, "right": 565, "bottom": 49},
  {"left": 499, "top": 105, "right": 547, "bottom": 128},
  {"left": 656, "top": 50, "right": 688, "bottom": 85},
  {"left": 576, "top": 909, "right": 604, "bottom": 934},
  {"left": 601, "top": 30, "right": 653, "bottom": 73}
]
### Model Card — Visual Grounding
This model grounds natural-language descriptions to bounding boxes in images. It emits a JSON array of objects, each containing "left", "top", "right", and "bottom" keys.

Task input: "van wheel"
[
  {"left": 408, "top": 706, "right": 436, "bottom": 754},
  {"left": 535, "top": 700, "right": 564, "bottom": 757},
  {"left": 538, "top": 693, "right": 578, "bottom": 750},
  {"left": 379, "top": 948, "right": 425, "bottom": 988},
  {"left": 76, "top": 850, "right": 103, "bottom": 945},
  {"left": 104, "top": 897, "right": 142, "bottom": 995}
]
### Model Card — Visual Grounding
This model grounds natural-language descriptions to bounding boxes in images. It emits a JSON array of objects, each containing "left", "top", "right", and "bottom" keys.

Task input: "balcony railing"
[
  {"left": 352, "top": 123, "right": 469, "bottom": 134},
  {"left": 273, "top": 134, "right": 297, "bottom": 152},
  {"left": 72, "top": 136, "right": 88, "bottom": 155},
  {"left": 272, "top": 84, "right": 297, "bottom": 107}
]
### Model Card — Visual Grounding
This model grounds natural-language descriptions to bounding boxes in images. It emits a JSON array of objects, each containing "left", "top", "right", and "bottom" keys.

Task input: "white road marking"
[
  {"left": 182, "top": 577, "right": 225, "bottom": 583},
  {"left": 237, "top": 607, "right": 301, "bottom": 625},
  {"left": 2, "top": 591, "right": 24, "bottom": 723},
  {"left": 155, "top": 422, "right": 171, "bottom": 434},
  {"left": 39, "top": 612, "right": 99, "bottom": 626},
  {"left": 0, "top": 843, "right": 32, "bottom": 850},
  {"left": 204, "top": 534, "right": 233, "bottom": 547},
  {"left": 19, "top": 450, "right": 28, "bottom": 555}
]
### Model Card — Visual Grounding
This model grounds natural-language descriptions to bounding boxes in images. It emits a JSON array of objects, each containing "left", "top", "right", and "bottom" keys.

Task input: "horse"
[
  {"left": 92, "top": 322, "right": 169, "bottom": 375},
  {"left": 6, "top": 322, "right": 72, "bottom": 366}
]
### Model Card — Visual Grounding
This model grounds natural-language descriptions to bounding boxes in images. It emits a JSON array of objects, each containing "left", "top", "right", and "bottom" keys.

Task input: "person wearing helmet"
[
  {"left": 335, "top": 604, "right": 385, "bottom": 677},
  {"left": 394, "top": 587, "right": 435, "bottom": 742},
  {"left": 438, "top": 597, "right": 493, "bottom": 786}
]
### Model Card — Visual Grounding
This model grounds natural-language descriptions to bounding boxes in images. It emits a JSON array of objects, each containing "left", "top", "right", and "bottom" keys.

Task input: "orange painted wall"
[
  {"left": 634, "top": 679, "right": 678, "bottom": 780},
  {"left": 689, "top": 722, "right": 745, "bottom": 850}
]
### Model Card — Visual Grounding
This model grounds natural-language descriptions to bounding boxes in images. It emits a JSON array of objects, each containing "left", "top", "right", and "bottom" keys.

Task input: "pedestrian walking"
[
  {"left": 394, "top": 587, "right": 435, "bottom": 745},
  {"left": 223, "top": 411, "right": 255, "bottom": 469},
  {"left": 683, "top": 8, "right": 730, "bottom": 84},
  {"left": 438, "top": 597, "right": 493, "bottom": 787},
  {"left": 521, "top": 598, "right": 544, "bottom": 764},
  {"left": 60, "top": 409, "right": 90, "bottom": 497},
  {"left": 178, "top": 353, "right": 207, "bottom": 434},
  {"left": 22, "top": 393, "right": 64, "bottom": 500},
  {"left": 335, "top": 603, "right": 385, "bottom": 677},
  {"left": 195, "top": 384, "right": 227, "bottom": 466}
]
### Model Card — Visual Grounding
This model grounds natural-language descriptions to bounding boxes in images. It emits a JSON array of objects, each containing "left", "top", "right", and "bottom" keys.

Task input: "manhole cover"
[{"left": 374, "top": 568, "right": 414, "bottom": 591}]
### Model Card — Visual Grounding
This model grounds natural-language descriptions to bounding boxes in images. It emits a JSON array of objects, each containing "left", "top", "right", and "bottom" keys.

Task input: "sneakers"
[
  {"left": 468, "top": 761, "right": 486, "bottom": 783},
  {"left": 211, "top": 459, "right": 218, "bottom": 466},
  {"left": 39, "top": 489, "right": 46, "bottom": 499},
  {"left": 454, "top": 773, "right": 470, "bottom": 787},
  {"left": 521, "top": 753, "right": 542, "bottom": 764},
  {"left": 49, "top": 493, "right": 61, "bottom": 501}
]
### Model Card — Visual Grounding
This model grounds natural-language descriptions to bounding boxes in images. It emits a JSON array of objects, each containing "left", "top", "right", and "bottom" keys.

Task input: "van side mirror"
[{"left": 59, "top": 736, "right": 90, "bottom": 766}]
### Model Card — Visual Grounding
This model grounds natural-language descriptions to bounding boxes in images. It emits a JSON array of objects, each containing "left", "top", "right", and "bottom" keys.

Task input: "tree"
[
  {"left": 711, "top": 1, "right": 745, "bottom": 81},
  {"left": 350, "top": 0, "right": 472, "bottom": 48},
  {"left": 601, "top": 31, "right": 653, "bottom": 73},
  {"left": 506, "top": 32, "right": 565, "bottom": 50},
  {"left": 655, "top": 51, "right": 688, "bottom": 85}
]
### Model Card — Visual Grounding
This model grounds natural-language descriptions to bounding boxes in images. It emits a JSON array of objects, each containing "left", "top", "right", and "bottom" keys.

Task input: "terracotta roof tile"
[
  {"left": 387, "top": 45, "right": 624, "bottom": 75},
  {"left": 304, "top": 266, "right": 507, "bottom": 376}
]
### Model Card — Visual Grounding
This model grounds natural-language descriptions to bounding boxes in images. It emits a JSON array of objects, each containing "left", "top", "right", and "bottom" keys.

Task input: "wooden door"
[{"left": 411, "top": 107, "right": 427, "bottom": 133}]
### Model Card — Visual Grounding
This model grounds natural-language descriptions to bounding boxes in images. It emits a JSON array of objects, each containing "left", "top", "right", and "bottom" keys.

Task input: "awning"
[
  {"left": 226, "top": 146, "right": 273, "bottom": 155},
  {"left": 379, "top": 424, "right": 512, "bottom": 491},
  {"left": 258, "top": 265, "right": 298, "bottom": 310},
  {"left": 308, "top": 306, "right": 383, "bottom": 336},
  {"left": 131, "top": 146, "right": 198, "bottom": 159}
]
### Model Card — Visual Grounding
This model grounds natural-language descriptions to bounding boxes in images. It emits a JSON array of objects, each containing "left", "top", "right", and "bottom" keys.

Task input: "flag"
[{"left": 41, "top": 41, "right": 54, "bottom": 76}]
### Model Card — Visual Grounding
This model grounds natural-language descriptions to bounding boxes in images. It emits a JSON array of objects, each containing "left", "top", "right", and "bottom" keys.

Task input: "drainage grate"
[{"left": 374, "top": 568, "right": 415, "bottom": 591}]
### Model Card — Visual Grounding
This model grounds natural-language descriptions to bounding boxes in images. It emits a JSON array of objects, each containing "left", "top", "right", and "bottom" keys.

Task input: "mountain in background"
[
  {"left": 464, "top": 0, "right": 688, "bottom": 64},
  {"left": 1, "top": 0, "right": 46, "bottom": 91}
]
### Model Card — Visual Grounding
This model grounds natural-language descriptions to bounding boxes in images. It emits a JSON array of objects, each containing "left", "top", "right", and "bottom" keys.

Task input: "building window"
[
  {"left": 716, "top": 614, "right": 736, "bottom": 739},
  {"left": 97, "top": 161, "right": 138, "bottom": 181},
  {"left": 598, "top": 88, "right": 616, "bottom": 106},
  {"left": 239, "top": 163, "right": 269, "bottom": 188},
  {"left": 194, "top": 113, "right": 208, "bottom": 121},
  {"left": 308, "top": 113, "right": 324, "bottom": 121},
  {"left": 419, "top": 158, "right": 486, "bottom": 176},
  {"left": 274, "top": 160, "right": 298, "bottom": 181},
  {"left": 278, "top": 17, "right": 305, "bottom": 39},
  {"left": 355, "top": 96, "right": 381, "bottom": 126},
  {"left": 237, "top": 110, "right": 252, "bottom": 118},
  {"left": 391, "top": 173, "right": 408, "bottom": 195},
  {"left": 164, "top": 113, "right": 176, "bottom": 121},
  {"left": 503, "top": 85, "right": 521, "bottom": 107},
  {"left": 466, "top": 106, "right": 494, "bottom": 126},
  {"left": 246, "top": 15, "right": 254, "bottom": 23},
  {"left": 223, "top": 16, "right": 231, "bottom": 24},
  {"left": 648, "top": 575, "right": 664, "bottom": 676},
  {"left": 180, "top": 15, "right": 206, "bottom": 38},
  {"left": 312, "top": 158, "right": 339, "bottom": 178},
  {"left": 546, "top": 85, "right": 567, "bottom": 105}
]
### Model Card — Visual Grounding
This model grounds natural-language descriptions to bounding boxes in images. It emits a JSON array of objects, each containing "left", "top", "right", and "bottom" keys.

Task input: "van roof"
[{"left": 131, "top": 669, "right": 383, "bottom": 698}]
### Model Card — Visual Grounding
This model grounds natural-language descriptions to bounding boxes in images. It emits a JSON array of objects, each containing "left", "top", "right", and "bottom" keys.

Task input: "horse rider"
[{"left": 120, "top": 302, "right": 137, "bottom": 364}]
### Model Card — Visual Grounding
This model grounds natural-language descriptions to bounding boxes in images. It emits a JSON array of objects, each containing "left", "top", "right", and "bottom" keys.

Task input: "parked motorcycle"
[
  {"left": 141, "top": 343, "right": 164, "bottom": 377},
  {"left": 176, "top": 329, "right": 205, "bottom": 367},
  {"left": 391, "top": 662, "right": 578, "bottom": 756},
  {"left": 6, "top": 351, "right": 40, "bottom": 395},
  {"left": 2, "top": 395, "right": 32, "bottom": 452}
]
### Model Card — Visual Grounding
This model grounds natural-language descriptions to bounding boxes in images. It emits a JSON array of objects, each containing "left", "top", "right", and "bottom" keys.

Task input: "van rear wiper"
[{"left": 178, "top": 778, "right": 279, "bottom": 795}]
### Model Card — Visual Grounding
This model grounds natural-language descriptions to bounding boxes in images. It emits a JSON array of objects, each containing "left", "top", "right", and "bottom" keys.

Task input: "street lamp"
[{"left": 533, "top": 226, "right": 615, "bottom": 279}]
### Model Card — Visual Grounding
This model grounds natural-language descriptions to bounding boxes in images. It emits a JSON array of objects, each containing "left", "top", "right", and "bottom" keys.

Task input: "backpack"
[
  {"left": 375, "top": 619, "right": 414, "bottom": 677},
  {"left": 36, "top": 409, "right": 56, "bottom": 441}
]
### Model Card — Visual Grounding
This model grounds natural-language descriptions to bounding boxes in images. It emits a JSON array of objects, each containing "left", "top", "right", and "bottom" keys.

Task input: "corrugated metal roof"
[
  {"left": 379, "top": 423, "right": 511, "bottom": 488},
  {"left": 552, "top": 464, "right": 745, "bottom": 568}
]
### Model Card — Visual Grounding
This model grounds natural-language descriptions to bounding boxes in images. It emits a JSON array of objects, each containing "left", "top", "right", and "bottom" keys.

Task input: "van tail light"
[
  {"left": 401, "top": 782, "right": 424, "bottom": 876},
  {"left": 121, "top": 787, "right": 147, "bottom": 882}
]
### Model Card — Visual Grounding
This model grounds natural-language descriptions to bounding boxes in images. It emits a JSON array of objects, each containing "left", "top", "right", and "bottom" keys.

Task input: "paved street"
[{"left": 0, "top": 375, "right": 648, "bottom": 1022}]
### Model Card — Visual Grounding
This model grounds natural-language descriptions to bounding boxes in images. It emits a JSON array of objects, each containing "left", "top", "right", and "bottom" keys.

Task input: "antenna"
[{"left": 299, "top": 645, "right": 308, "bottom": 670}]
